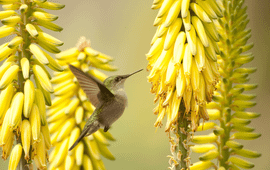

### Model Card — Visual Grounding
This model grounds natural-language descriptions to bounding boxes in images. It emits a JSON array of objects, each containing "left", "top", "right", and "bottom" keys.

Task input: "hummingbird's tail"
[
  {"left": 68, "top": 122, "right": 100, "bottom": 151},
  {"left": 68, "top": 129, "right": 88, "bottom": 151}
]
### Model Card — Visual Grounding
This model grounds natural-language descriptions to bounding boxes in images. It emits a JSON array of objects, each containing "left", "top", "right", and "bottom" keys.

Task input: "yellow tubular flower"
[
  {"left": 147, "top": 0, "right": 222, "bottom": 169},
  {"left": 47, "top": 37, "right": 117, "bottom": 169},
  {"left": 0, "top": 0, "right": 64, "bottom": 169},
  {"left": 191, "top": 0, "right": 261, "bottom": 169}
]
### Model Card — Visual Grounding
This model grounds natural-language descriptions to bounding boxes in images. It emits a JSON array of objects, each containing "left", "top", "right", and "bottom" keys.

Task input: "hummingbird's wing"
[{"left": 69, "top": 65, "right": 114, "bottom": 107}]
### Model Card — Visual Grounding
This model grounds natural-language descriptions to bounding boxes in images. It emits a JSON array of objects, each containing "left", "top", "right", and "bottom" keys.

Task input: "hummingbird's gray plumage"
[{"left": 68, "top": 65, "right": 142, "bottom": 151}]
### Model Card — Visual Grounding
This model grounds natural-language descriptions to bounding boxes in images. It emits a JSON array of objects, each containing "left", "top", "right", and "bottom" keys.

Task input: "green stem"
[
  {"left": 169, "top": 110, "right": 190, "bottom": 170},
  {"left": 17, "top": 1, "right": 32, "bottom": 170}
]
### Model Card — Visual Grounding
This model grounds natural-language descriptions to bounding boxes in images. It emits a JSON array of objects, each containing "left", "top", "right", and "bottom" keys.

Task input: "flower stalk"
[
  {"left": 191, "top": 0, "right": 261, "bottom": 169},
  {"left": 147, "top": 0, "right": 222, "bottom": 169},
  {"left": 47, "top": 37, "right": 117, "bottom": 169},
  {"left": 0, "top": 0, "right": 64, "bottom": 169}
]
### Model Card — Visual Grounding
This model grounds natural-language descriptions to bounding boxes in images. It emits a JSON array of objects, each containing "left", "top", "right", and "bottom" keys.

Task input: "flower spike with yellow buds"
[
  {"left": 0, "top": 0, "right": 64, "bottom": 169},
  {"left": 47, "top": 37, "right": 117, "bottom": 170},
  {"left": 147, "top": 0, "right": 222, "bottom": 169},
  {"left": 191, "top": 0, "right": 261, "bottom": 169}
]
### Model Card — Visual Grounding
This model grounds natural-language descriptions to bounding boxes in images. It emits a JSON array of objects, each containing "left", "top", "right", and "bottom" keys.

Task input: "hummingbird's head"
[{"left": 104, "top": 69, "right": 143, "bottom": 91}]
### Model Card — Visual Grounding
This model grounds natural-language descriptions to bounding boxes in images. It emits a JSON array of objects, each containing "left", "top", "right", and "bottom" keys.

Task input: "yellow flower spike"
[
  {"left": 0, "top": 108, "right": 12, "bottom": 146},
  {"left": 56, "top": 118, "right": 76, "bottom": 142},
  {"left": 196, "top": 122, "right": 217, "bottom": 132},
  {"left": 75, "top": 106, "right": 84, "bottom": 124},
  {"left": 33, "top": 64, "right": 54, "bottom": 93},
  {"left": 75, "top": 142, "right": 84, "bottom": 166},
  {"left": 164, "top": 18, "right": 182, "bottom": 50},
  {"left": 54, "top": 82, "right": 77, "bottom": 96},
  {"left": 9, "top": 92, "right": 24, "bottom": 130},
  {"left": 7, "top": 36, "right": 23, "bottom": 49},
  {"left": 65, "top": 155, "right": 75, "bottom": 170},
  {"left": 1, "top": 15, "right": 21, "bottom": 26},
  {"left": 8, "top": 144, "right": 22, "bottom": 170},
  {"left": 41, "top": 123, "right": 51, "bottom": 150},
  {"left": 82, "top": 154, "right": 93, "bottom": 170},
  {"left": 181, "top": 0, "right": 190, "bottom": 18},
  {"left": 78, "top": 88, "right": 87, "bottom": 102},
  {"left": 30, "top": 104, "right": 41, "bottom": 143},
  {"left": 0, "top": 84, "right": 14, "bottom": 124}
]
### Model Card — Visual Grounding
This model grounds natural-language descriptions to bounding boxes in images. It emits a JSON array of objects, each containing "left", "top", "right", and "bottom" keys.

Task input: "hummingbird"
[{"left": 68, "top": 65, "right": 143, "bottom": 151}]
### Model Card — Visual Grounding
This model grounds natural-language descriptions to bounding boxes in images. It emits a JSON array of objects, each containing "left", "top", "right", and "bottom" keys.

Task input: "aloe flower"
[
  {"left": 191, "top": 0, "right": 261, "bottom": 169},
  {"left": 47, "top": 37, "right": 117, "bottom": 170},
  {"left": 147, "top": 0, "right": 222, "bottom": 169},
  {"left": 0, "top": 0, "right": 64, "bottom": 169}
]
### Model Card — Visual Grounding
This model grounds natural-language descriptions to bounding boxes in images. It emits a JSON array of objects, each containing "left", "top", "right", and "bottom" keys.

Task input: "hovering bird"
[{"left": 68, "top": 65, "right": 143, "bottom": 151}]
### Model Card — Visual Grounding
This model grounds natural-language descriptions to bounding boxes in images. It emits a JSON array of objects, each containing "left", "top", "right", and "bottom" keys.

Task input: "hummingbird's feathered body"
[{"left": 68, "top": 65, "right": 142, "bottom": 151}]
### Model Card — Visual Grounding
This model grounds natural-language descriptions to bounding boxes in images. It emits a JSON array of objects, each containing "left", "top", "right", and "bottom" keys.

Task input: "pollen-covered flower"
[
  {"left": 191, "top": 0, "right": 261, "bottom": 169},
  {"left": 0, "top": 0, "right": 64, "bottom": 169},
  {"left": 47, "top": 37, "right": 116, "bottom": 170},
  {"left": 148, "top": 0, "right": 222, "bottom": 132}
]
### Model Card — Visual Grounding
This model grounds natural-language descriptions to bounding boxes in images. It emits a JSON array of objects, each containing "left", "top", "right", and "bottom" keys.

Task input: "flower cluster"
[
  {"left": 47, "top": 37, "right": 117, "bottom": 170},
  {"left": 0, "top": 0, "right": 64, "bottom": 169},
  {"left": 191, "top": 0, "right": 261, "bottom": 169},
  {"left": 147, "top": 0, "right": 222, "bottom": 133}
]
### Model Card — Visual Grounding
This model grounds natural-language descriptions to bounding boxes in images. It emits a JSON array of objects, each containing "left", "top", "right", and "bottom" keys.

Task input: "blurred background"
[{"left": 0, "top": 0, "right": 269, "bottom": 169}]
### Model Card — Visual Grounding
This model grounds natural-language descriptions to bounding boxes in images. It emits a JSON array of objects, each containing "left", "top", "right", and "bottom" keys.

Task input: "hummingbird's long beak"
[{"left": 122, "top": 69, "right": 143, "bottom": 79}]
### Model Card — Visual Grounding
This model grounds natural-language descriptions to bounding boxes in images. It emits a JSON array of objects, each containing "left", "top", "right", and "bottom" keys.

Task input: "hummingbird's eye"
[{"left": 116, "top": 77, "right": 121, "bottom": 82}]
